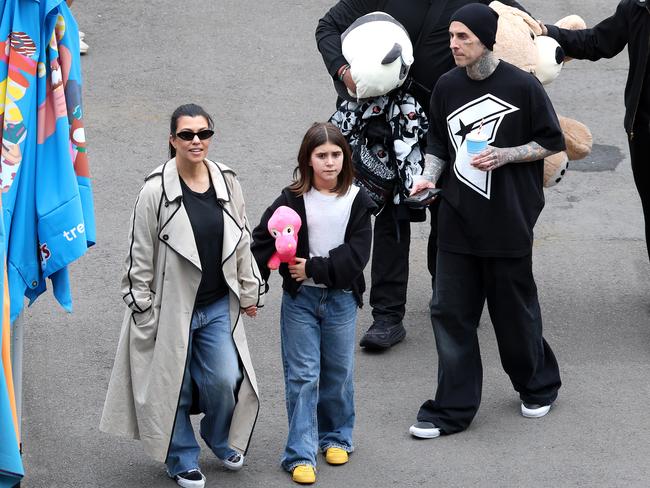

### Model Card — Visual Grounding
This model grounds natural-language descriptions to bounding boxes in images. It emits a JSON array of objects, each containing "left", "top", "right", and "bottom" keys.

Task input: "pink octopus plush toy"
[{"left": 267, "top": 206, "right": 302, "bottom": 270}]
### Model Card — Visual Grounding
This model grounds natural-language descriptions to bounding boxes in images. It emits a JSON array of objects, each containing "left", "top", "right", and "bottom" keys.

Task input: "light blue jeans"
[
  {"left": 280, "top": 286, "right": 358, "bottom": 471},
  {"left": 166, "top": 295, "right": 242, "bottom": 476}
]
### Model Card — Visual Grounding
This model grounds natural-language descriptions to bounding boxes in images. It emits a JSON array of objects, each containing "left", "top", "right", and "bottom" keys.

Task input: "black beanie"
[{"left": 450, "top": 3, "right": 499, "bottom": 51}]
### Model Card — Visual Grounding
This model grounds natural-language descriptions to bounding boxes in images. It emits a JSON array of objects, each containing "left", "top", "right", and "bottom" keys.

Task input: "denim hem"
[
  {"left": 320, "top": 443, "right": 354, "bottom": 453},
  {"left": 166, "top": 464, "right": 200, "bottom": 478},
  {"left": 199, "top": 431, "right": 240, "bottom": 461},
  {"left": 283, "top": 460, "right": 316, "bottom": 473}
]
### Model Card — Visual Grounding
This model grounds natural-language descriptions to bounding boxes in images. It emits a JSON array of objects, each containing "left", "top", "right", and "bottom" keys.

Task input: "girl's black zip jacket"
[
  {"left": 545, "top": 0, "right": 650, "bottom": 137},
  {"left": 251, "top": 186, "right": 376, "bottom": 307}
]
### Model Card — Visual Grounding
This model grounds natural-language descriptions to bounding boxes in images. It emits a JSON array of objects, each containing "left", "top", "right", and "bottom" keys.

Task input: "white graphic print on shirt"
[{"left": 446, "top": 94, "right": 519, "bottom": 199}]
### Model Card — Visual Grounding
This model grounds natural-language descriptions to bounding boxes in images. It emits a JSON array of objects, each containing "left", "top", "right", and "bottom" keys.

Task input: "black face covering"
[
  {"left": 449, "top": 3, "right": 500, "bottom": 50},
  {"left": 636, "top": 0, "right": 647, "bottom": 7}
]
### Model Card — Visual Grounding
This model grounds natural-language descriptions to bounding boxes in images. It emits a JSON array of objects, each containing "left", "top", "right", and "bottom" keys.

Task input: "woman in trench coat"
[{"left": 100, "top": 104, "right": 264, "bottom": 488}]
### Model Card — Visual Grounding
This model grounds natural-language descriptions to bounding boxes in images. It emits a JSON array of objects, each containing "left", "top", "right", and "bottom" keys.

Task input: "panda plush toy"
[{"left": 335, "top": 12, "right": 414, "bottom": 101}]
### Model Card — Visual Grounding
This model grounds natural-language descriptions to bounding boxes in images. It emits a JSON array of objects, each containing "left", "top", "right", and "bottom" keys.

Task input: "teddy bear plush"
[{"left": 490, "top": 1, "right": 593, "bottom": 187}]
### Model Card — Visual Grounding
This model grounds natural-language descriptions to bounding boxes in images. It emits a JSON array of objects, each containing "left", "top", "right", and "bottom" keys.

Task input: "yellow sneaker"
[
  {"left": 292, "top": 465, "right": 316, "bottom": 484},
  {"left": 325, "top": 447, "right": 349, "bottom": 465}
]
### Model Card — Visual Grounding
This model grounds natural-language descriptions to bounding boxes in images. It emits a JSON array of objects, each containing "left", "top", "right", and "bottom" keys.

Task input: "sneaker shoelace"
[
  {"left": 178, "top": 469, "right": 203, "bottom": 481},
  {"left": 227, "top": 453, "right": 241, "bottom": 463}
]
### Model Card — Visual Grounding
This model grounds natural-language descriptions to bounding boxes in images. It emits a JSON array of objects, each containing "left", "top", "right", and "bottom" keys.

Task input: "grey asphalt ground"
[{"left": 16, "top": 0, "right": 650, "bottom": 486}]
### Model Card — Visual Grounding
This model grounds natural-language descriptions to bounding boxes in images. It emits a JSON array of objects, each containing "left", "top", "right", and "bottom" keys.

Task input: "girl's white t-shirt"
[{"left": 301, "top": 185, "right": 359, "bottom": 288}]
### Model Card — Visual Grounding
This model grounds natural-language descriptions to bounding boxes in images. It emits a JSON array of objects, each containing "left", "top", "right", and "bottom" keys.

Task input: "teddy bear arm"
[
  {"left": 543, "top": 151, "right": 569, "bottom": 188},
  {"left": 558, "top": 115, "right": 593, "bottom": 161}
]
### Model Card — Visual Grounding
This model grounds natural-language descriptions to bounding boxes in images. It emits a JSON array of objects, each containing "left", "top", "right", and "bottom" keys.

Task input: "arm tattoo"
[
  {"left": 498, "top": 141, "right": 556, "bottom": 165},
  {"left": 422, "top": 153, "right": 448, "bottom": 184}
]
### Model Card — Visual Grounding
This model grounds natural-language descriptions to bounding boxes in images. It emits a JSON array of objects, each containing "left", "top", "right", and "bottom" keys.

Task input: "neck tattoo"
[{"left": 466, "top": 52, "right": 499, "bottom": 80}]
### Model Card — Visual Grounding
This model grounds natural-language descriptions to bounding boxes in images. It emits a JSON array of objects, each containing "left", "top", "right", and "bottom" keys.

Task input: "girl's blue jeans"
[
  {"left": 166, "top": 295, "right": 242, "bottom": 476},
  {"left": 280, "top": 286, "right": 358, "bottom": 471}
]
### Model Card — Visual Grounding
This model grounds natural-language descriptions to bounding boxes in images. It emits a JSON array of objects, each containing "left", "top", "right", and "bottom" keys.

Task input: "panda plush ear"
[
  {"left": 381, "top": 43, "right": 402, "bottom": 64},
  {"left": 336, "top": 11, "right": 414, "bottom": 102}
]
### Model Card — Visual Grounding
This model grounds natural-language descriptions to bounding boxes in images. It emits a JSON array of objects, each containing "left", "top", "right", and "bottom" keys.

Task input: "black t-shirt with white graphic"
[{"left": 426, "top": 61, "right": 566, "bottom": 257}]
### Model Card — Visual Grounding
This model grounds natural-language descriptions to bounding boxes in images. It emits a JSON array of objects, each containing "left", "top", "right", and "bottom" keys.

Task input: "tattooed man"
[{"left": 408, "top": 3, "right": 564, "bottom": 439}]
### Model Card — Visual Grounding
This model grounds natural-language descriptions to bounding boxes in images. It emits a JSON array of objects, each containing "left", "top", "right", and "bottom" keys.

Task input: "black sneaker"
[
  {"left": 359, "top": 321, "right": 406, "bottom": 349},
  {"left": 168, "top": 469, "right": 206, "bottom": 488},
  {"left": 521, "top": 402, "right": 551, "bottom": 418},
  {"left": 221, "top": 451, "right": 244, "bottom": 471},
  {"left": 409, "top": 421, "right": 441, "bottom": 439}
]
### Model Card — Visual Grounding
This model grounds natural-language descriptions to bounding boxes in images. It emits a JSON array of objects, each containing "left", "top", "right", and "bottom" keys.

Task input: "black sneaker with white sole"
[
  {"left": 409, "top": 421, "right": 441, "bottom": 439},
  {"left": 167, "top": 468, "right": 206, "bottom": 488},
  {"left": 521, "top": 402, "right": 552, "bottom": 418},
  {"left": 221, "top": 452, "right": 244, "bottom": 471}
]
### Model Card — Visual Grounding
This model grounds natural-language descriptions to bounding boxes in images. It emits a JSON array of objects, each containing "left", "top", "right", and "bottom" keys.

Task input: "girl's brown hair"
[{"left": 289, "top": 122, "right": 354, "bottom": 196}]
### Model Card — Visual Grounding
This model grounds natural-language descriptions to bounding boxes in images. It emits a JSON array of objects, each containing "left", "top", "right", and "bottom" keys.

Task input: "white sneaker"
[
  {"left": 521, "top": 402, "right": 551, "bottom": 418},
  {"left": 78, "top": 31, "right": 85, "bottom": 40},
  {"left": 221, "top": 451, "right": 244, "bottom": 471},
  {"left": 79, "top": 39, "right": 89, "bottom": 55},
  {"left": 409, "top": 421, "right": 441, "bottom": 439},
  {"left": 167, "top": 468, "right": 205, "bottom": 488}
]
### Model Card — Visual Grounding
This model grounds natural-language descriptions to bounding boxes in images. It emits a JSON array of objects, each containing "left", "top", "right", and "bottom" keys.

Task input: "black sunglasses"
[{"left": 175, "top": 129, "right": 214, "bottom": 141}]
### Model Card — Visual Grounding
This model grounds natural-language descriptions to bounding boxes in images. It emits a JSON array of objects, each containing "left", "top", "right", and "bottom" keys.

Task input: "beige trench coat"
[{"left": 100, "top": 158, "right": 265, "bottom": 462}]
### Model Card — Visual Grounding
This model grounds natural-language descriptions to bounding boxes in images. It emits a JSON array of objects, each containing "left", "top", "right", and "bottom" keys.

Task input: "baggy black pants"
[
  {"left": 369, "top": 199, "right": 411, "bottom": 324},
  {"left": 628, "top": 126, "right": 650, "bottom": 264},
  {"left": 369, "top": 199, "right": 440, "bottom": 324},
  {"left": 417, "top": 250, "right": 562, "bottom": 434}
]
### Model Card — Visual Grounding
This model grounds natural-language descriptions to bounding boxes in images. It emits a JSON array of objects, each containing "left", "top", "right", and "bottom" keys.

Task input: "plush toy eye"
[
  {"left": 271, "top": 229, "right": 280, "bottom": 238},
  {"left": 530, "top": 32, "right": 535, "bottom": 40},
  {"left": 284, "top": 225, "right": 294, "bottom": 235}
]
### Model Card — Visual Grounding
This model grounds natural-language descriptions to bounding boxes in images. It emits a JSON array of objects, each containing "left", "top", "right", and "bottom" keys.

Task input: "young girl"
[{"left": 251, "top": 122, "right": 375, "bottom": 484}]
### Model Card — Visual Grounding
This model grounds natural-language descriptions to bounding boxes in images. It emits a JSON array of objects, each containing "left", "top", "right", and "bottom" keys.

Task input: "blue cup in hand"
[{"left": 467, "top": 133, "right": 488, "bottom": 155}]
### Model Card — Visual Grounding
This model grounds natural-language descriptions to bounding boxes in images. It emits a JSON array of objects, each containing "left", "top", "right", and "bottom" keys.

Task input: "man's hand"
[
  {"left": 410, "top": 179, "right": 435, "bottom": 196},
  {"left": 338, "top": 64, "right": 357, "bottom": 95},
  {"left": 342, "top": 69, "right": 357, "bottom": 95},
  {"left": 289, "top": 257, "right": 308, "bottom": 282},
  {"left": 538, "top": 20, "right": 548, "bottom": 36},
  {"left": 242, "top": 305, "right": 257, "bottom": 318},
  {"left": 472, "top": 142, "right": 555, "bottom": 172},
  {"left": 408, "top": 178, "right": 438, "bottom": 206},
  {"left": 471, "top": 146, "right": 509, "bottom": 172}
]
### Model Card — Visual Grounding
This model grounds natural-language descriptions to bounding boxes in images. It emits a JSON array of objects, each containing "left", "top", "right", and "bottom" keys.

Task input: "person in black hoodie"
[
  {"left": 316, "top": 0, "right": 529, "bottom": 351},
  {"left": 541, "top": 0, "right": 650, "bottom": 266},
  {"left": 251, "top": 123, "right": 375, "bottom": 485}
]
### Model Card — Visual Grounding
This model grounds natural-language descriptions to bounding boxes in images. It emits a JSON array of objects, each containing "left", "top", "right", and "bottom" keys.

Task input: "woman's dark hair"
[
  {"left": 168, "top": 103, "right": 214, "bottom": 158},
  {"left": 289, "top": 122, "right": 354, "bottom": 196}
]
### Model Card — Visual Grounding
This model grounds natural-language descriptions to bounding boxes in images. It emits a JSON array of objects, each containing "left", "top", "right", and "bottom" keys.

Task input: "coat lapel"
[
  {"left": 157, "top": 158, "right": 243, "bottom": 271},
  {"left": 159, "top": 204, "right": 202, "bottom": 270},
  {"left": 158, "top": 159, "right": 202, "bottom": 270},
  {"left": 221, "top": 206, "right": 243, "bottom": 266},
  {"left": 204, "top": 161, "right": 242, "bottom": 265}
]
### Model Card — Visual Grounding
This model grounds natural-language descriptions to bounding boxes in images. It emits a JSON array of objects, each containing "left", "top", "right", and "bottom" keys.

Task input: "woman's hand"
[
  {"left": 242, "top": 305, "right": 257, "bottom": 317},
  {"left": 289, "top": 257, "right": 308, "bottom": 282}
]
